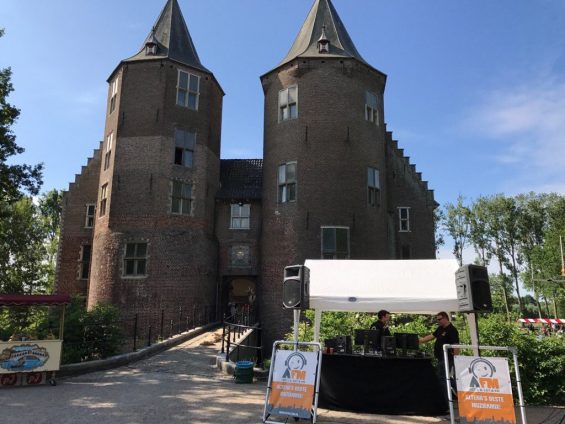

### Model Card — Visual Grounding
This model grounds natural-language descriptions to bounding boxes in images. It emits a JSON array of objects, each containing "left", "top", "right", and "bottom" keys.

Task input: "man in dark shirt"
[
  {"left": 370, "top": 309, "right": 392, "bottom": 337},
  {"left": 419, "top": 312, "right": 460, "bottom": 401}
]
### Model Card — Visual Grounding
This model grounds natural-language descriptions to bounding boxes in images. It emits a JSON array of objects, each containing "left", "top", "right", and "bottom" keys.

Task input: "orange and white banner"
[
  {"left": 454, "top": 356, "right": 516, "bottom": 424},
  {"left": 266, "top": 350, "right": 318, "bottom": 420}
]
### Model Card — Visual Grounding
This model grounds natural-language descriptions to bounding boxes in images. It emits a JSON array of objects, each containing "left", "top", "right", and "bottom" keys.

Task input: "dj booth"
[{"left": 318, "top": 353, "right": 447, "bottom": 415}]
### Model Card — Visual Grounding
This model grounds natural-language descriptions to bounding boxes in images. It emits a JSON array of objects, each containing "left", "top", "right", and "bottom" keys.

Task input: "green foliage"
[
  {"left": 441, "top": 193, "right": 565, "bottom": 318},
  {"left": 0, "top": 29, "right": 43, "bottom": 203},
  {"left": 82, "top": 303, "right": 123, "bottom": 360}
]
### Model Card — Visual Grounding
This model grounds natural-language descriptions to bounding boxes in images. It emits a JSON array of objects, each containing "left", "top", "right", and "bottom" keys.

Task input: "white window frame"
[
  {"left": 278, "top": 161, "right": 297, "bottom": 203},
  {"left": 99, "top": 183, "right": 108, "bottom": 217},
  {"left": 176, "top": 70, "right": 200, "bottom": 110},
  {"left": 123, "top": 242, "right": 148, "bottom": 278},
  {"left": 398, "top": 207, "right": 411, "bottom": 232},
  {"left": 367, "top": 166, "right": 381, "bottom": 206},
  {"left": 85, "top": 204, "right": 96, "bottom": 228},
  {"left": 174, "top": 128, "right": 196, "bottom": 168},
  {"left": 104, "top": 132, "right": 113, "bottom": 171},
  {"left": 109, "top": 79, "right": 118, "bottom": 114},
  {"left": 230, "top": 204, "right": 250, "bottom": 229},
  {"left": 365, "top": 91, "right": 379, "bottom": 125},
  {"left": 321, "top": 226, "right": 350, "bottom": 259},
  {"left": 279, "top": 85, "right": 298, "bottom": 122},
  {"left": 171, "top": 180, "right": 193, "bottom": 215}
]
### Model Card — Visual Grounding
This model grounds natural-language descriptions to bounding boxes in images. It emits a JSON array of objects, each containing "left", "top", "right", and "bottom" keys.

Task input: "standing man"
[
  {"left": 370, "top": 309, "right": 392, "bottom": 337},
  {"left": 419, "top": 312, "right": 460, "bottom": 399}
]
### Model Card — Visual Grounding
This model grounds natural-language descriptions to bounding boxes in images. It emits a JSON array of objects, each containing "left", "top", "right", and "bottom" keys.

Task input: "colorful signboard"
[
  {"left": 266, "top": 350, "right": 319, "bottom": 420},
  {"left": 0, "top": 340, "right": 62, "bottom": 374},
  {"left": 455, "top": 356, "right": 516, "bottom": 424}
]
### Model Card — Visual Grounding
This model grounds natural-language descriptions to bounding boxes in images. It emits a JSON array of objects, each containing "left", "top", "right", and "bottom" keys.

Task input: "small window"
[
  {"left": 398, "top": 207, "right": 410, "bottom": 232},
  {"left": 171, "top": 180, "right": 192, "bottom": 215},
  {"left": 104, "top": 133, "right": 113, "bottom": 171},
  {"left": 79, "top": 244, "right": 92, "bottom": 279},
  {"left": 367, "top": 167, "right": 381, "bottom": 206},
  {"left": 321, "top": 227, "right": 350, "bottom": 259},
  {"left": 231, "top": 245, "right": 250, "bottom": 267},
  {"left": 230, "top": 204, "right": 250, "bottom": 229},
  {"left": 279, "top": 86, "right": 298, "bottom": 122},
  {"left": 109, "top": 79, "right": 118, "bottom": 114},
  {"left": 85, "top": 204, "right": 96, "bottom": 228},
  {"left": 176, "top": 70, "right": 200, "bottom": 110},
  {"left": 123, "top": 242, "right": 148, "bottom": 277},
  {"left": 278, "top": 162, "right": 297, "bottom": 203},
  {"left": 365, "top": 91, "right": 379, "bottom": 125},
  {"left": 99, "top": 183, "right": 108, "bottom": 217},
  {"left": 174, "top": 128, "right": 195, "bottom": 167}
]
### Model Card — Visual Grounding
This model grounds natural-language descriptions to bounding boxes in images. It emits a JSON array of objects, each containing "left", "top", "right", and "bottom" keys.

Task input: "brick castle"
[{"left": 56, "top": 0, "right": 437, "bottom": 348}]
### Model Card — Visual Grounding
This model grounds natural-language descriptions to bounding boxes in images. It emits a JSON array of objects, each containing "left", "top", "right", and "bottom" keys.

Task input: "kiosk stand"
[{"left": 0, "top": 294, "right": 71, "bottom": 387}]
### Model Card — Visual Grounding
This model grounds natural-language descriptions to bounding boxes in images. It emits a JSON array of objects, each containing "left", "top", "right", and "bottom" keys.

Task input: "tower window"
[
  {"left": 85, "top": 204, "right": 96, "bottom": 228},
  {"left": 99, "top": 183, "right": 108, "bottom": 217},
  {"left": 398, "top": 207, "right": 411, "bottom": 232},
  {"left": 79, "top": 244, "right": 92, "bottom": 279},
  {"left": 174, "top": 128, "right": 195, "bottom": 167},
  {"left": 321, "top": 227, "right": 350, "bottom": 259},
  {"left": 171, "top": 180, "right": 192, "bottom": 215},
  {"left": 365, "top": 91, "right": 379, "bottom": 125},
  {"left": 278, "top": 162, "right": 297, "bottom": 203},
  {"left": 104, "top": 132, "right": 113, "bottom": 171},
  {"left": 123, "top": 242, "right": 148, "bottom": 277},
  {"left": 176, "top": 70, "right": 200, "bottom": 110},
  {"left": 109, "top": 79, "right": 118, "bottom": 114},
  {"left": 279, "top": 86, "right": 298, "bottom": 122},
  {"left": 367, "top": 167, "right": 381, "bottom": 206},
  {"left": 230, "top": 204, "right": 250, "bottom": 229}
]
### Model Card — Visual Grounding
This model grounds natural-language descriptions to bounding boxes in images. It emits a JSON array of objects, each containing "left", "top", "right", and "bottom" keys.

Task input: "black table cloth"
[{"left": 318, "top": 353, "right": 448, "bottom": 416}]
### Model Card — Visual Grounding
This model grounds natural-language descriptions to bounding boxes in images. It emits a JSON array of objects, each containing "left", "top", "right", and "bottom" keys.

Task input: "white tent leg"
[
  {"left": 314, "top": 309, "right": 322, "bottom": 342},
  {"left": 466, "top": 313, "right": 480, "bottom": 356}
]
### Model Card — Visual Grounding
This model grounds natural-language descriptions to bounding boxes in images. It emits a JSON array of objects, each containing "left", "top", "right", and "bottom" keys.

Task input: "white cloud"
[{"left": 462, "top": 73, "right": 565, "bottom": 194}]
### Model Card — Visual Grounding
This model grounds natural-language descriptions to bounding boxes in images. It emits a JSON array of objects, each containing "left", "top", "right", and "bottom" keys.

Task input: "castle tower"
[
  {"left": 87, "top": 0, "right": 223, "bottom": 327},
  {"left": 259, "top": 0, "right": 390, "bottom": 345}
]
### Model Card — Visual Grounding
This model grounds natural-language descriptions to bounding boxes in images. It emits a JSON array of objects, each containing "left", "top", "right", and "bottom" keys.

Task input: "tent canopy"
[
  {"left": 306, "top": 259, "right": 460, "bottom": 314},
  {"left": 0, "top": 294, "right": 71, "bottom": 306}
]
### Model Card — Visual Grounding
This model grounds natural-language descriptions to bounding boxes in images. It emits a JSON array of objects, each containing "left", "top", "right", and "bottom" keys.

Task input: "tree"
[
  {"left": 0, "top": 28, "right": 43, "bottom": 203},
  {"left": 443, "top": 195, "right": 471, "bottom": 266},
  {"left": 38, "top": 189, "right": 63, "bottom": 292}
]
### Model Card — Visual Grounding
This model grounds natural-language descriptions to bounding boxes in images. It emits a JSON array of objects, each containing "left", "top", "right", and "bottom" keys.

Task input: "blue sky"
[{"left": 3, "top": 0, "right": 565, "bottom": 215}]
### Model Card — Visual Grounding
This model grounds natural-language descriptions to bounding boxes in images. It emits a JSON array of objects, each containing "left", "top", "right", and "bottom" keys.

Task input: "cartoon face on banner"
[
  {"left": 454, "top": 356, "right": 516, "bottom": 424},
  {"left": 266, "top": 350, "right": 319, "bottom": 420}
]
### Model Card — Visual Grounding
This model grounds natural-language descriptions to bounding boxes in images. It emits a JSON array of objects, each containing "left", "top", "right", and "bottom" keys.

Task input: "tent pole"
[
  {"left": 293, "top": 309, "right": 300, "bottom": 346},
  {"left": 466, "top": 313, "right": 479, "bottom": 356},
  {"left": 314, "top": 310, "right": 322, "bottom": 343}
]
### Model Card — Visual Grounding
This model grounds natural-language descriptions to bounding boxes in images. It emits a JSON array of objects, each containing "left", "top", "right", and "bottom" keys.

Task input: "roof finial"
[{"left": 317, "top": 25, "right": 330, "bottom": 53}]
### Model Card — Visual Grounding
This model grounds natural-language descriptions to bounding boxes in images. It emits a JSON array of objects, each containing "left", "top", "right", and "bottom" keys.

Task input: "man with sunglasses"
[{"left": 419, "top": 312, "right": 460, "bottom": 401}]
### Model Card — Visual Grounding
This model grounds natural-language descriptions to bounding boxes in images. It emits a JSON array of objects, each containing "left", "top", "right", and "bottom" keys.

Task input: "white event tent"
[{"left": 303, "top": 259, "right": 472, "bottom": 343}]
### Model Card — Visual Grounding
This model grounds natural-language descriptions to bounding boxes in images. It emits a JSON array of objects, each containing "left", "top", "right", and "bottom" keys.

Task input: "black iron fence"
[{"left": 221, "top": 306, "right": 262, "bottom": 365}]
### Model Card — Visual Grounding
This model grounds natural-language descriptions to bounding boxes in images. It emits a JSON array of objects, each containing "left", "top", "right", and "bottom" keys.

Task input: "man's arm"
[{"left": 419, "top": 334, "right": 434, "bottom": 344}]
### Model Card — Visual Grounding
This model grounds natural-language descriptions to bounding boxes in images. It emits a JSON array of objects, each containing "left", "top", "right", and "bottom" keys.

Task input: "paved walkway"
[{"left": 1, "top": 329, "right": 563, "bottom": 423}]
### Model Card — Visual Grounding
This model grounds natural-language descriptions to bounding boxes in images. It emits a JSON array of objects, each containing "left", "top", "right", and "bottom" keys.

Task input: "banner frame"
[
  {"left": 443, "top": 344, "right": 527, "bottom": 424},
  {"left": 262, "top": 340, "right": 322, "bottom": 424}
]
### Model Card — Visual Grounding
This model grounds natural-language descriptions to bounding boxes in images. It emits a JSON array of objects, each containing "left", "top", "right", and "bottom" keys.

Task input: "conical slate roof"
[
  {"left": 124, "top": 0, "right": 210, "bottom": 73},
  {"left": 277, "top": 0, "right": 368, "bottom": 68}
]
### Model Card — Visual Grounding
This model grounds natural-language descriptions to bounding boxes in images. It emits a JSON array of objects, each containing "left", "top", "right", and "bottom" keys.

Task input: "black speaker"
[
  {"left": 335, "top": 335, "right": 352, "bottom": 354},
  {"left": 282, "top": 265, "right": 309, "bottom": 309},
  {"left": 456, "top": 264, "right": 493, "bottom": 312}
]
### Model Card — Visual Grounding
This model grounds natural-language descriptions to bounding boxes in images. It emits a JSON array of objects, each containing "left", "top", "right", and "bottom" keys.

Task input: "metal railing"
[{"left": 221, "top": 307, "right": 262, "bottom": 365}]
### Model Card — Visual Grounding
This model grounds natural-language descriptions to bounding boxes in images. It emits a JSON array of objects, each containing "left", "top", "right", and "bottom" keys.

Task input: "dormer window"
[
  {"left": 317, "top": 26, "right": 330, "bottom": 54},
  {"left": 145, "top": 42, "right": 157, "bottom": 56}
]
